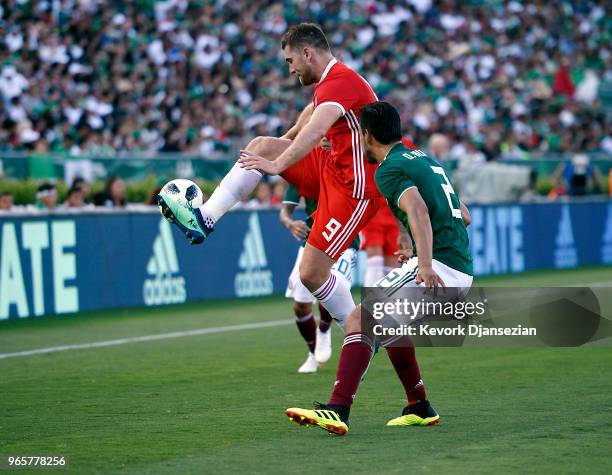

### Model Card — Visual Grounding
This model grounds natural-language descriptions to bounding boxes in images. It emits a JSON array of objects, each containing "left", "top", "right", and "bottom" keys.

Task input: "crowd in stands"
[
  {"left": 0, "top": 0, "right": 610, "bottom": 164},
  {"left": 0, "top": 176, "right": 287, "bottom": 212}
]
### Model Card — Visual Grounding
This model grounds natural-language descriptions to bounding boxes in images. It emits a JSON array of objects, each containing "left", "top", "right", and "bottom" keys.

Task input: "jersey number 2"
[{"left": 430, "top": 166, "right": 462, "bottom": 219}]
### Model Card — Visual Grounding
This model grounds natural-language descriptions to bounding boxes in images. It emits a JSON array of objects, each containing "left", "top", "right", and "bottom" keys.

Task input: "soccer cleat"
[
  {"left": 386, "top": 399, "right": 440, "bottom": 427},
  {"left": 297, "top": 353, "right": 318, "bottom": 373},
  {"left": 157, "top": 194, "right": 214, "bottom": 245},
  {"left": 314, "top": 327, "right": 332, "bottom": 364},
  {"left": 286, "top": 403, "right": 348, "bottom": 436}
]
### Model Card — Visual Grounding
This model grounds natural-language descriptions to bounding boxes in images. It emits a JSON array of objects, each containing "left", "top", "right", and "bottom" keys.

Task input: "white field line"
[{"left": 0, "top": 319, "right": 294, "bottom": 360}]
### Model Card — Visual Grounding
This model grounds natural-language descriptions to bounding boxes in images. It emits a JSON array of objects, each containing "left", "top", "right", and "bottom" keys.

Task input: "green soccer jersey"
[
  {"left": 283, "top": 184, "right": 359, "bottom": 250},
  {"left": 375, "top": 143, "right": 473, "bottom": 275}
]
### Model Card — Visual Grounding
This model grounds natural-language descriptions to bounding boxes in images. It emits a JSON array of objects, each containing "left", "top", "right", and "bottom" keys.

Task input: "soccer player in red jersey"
[
  {"left": 160, "top": 23, "right": 383, "bottom": 327},
  {"left": 360, "top": 204, "right": 400, "bottom": 286}
]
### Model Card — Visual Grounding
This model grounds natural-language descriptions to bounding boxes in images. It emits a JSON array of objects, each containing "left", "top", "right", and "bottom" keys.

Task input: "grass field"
[{"left": 1, "top": 266, "right": 612, "bottom": 474}]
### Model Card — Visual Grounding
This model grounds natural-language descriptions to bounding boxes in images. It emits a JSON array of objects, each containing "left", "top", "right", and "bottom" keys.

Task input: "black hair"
[
  {"left": 359, "top": 101, "right": 402, "bottom": 145},
  {"left": 72, "top": 176, "right": 88, "bottom": 187},
  {"left": 37, "top": 182, "right": 56, "bottom": 193},
  {"left": 281, "top": 23, "right": 330, "bottom": 52},
  {"left": 67, "top": 186, "right": 82, "bottom": 198}
]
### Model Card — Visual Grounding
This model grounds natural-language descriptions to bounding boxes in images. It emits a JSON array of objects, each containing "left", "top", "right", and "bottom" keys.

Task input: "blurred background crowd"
[
  {"left": 0, "top": 0, "right": 610, "bottom": 210},
  {"left": 0, "top": 0, "right": 610, "bottom": 158},
  {"left": 0, "top": 175, "right": 286, "bottom": 211}
]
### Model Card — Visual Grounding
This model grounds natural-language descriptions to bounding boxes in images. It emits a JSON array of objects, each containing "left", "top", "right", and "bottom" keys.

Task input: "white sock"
[
  {"left": 364, "top": 255, "right": 384, "bottom": 287},
  {"left": 311, "top": 273, "right": 355, "bottom": 327},
  {"left": 200, "top": 161, "right": 262, "bottom": 222}
]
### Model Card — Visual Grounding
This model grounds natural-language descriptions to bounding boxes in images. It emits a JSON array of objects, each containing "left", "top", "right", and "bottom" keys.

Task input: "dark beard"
[{"left": 365, "top": 149, "right": 378, "bottom": 164}]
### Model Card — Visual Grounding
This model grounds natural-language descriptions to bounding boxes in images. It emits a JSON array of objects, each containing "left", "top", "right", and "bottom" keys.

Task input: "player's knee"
[
  {"left": 245, "top": 136, "right": 274, "bottom": 155},
  {"left": 293, "top": 301, "right": 312, "bottom": 318},
  {"left": 298, "top": 264, "right": 327, "bottom": 292}
]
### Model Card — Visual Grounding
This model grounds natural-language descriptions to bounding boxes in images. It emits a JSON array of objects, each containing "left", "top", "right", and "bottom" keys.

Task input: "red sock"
[
  {"left": 318, "top": 303, "right": 333, "bottom": 333},
  {"left": 328, "top": 333, "right": 373, "bottom": 407},
  {"left": 385, "top": 344, "right": 426, "bottom": 404},
  {"left": 295, "top": 313, "right": 316, "bottom": 353}
]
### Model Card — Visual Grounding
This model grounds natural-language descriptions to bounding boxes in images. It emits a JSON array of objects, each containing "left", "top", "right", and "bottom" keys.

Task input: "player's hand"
[
  {"left": 238, "top": 150, "right": 281, "bottom": 175},
  {"left": 288, "top": 220, "right": 309, "bottom": 240},
  {"left": 415, "top": 265, "right": 446, "bottom": 291},
  {"left": 319, "top": 137, "right": 332, "bottom": 151},
  {"left": 394, "top": 248, "right": 413, "bottom": 263},
  {"left": 397, "top": 232, "right": 411, "bottom": 251}
]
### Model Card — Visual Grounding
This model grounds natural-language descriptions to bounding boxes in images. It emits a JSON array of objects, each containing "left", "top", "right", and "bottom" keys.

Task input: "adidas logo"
[
  {"left": 235, "top": 213, "right": 273, "bottom": 297},
  {"left": 554, "top": 205, "right": 577, "bottom": 268},
  {"left": 143, "top": 218, "right": 187, "bottom": 306}
]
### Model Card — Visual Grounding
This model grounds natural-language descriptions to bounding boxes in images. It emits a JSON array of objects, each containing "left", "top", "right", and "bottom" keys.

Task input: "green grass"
[{"left": 1, "top": 267, "right": 612, "bottom": 474}]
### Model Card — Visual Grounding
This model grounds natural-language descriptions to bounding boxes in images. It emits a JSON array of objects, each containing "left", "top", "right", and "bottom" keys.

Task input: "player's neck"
[
  {"left": 380, "top": 141, "right": 402, "bottom": 162},
  {"left": 315, "top": 55, "right": 335, "bottom": 82}
]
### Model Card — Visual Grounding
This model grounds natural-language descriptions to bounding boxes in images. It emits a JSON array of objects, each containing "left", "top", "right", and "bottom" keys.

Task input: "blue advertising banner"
[
  {"left": 1, "top": 200, "right": 611, "bottom": 320},
  {"left": 0, "top": 209, "right": 297, "bottom": 320}
]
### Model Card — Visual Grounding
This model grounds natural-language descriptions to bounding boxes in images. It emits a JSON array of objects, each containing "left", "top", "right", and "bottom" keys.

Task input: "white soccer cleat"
[
  {"left": 315, "top": 327, "right": 332, "bottom": 364},
  {"left": 298, "top": 353, "right": 318, "bottom": 373}
]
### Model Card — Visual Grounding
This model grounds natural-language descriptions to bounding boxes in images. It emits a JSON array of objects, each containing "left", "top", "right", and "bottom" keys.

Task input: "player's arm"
[
  {"left": 460, "top": 201, "right": 471, "bottom": 226},
  {"left": 398, "top": 188, "right": 445, "bottom": 289},
  {"left": 279, "top": 200, "right": 309, "bottom": 241},
  {"left": 239, "top": 104, "right": 342, "bottom": 175},
  {"left": 396, "top": 218, "right": 413, "bottom": 259},
  {"left": 281, "top": 103, "right": 314, "bottom": 141}
]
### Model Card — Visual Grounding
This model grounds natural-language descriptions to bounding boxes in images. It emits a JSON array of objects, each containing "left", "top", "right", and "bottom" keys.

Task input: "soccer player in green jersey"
[{"left": 286, "top": 101, "right": 473, "bottom": 435}]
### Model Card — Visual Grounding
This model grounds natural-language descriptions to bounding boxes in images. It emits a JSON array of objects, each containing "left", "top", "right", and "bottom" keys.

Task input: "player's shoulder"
[
  {"left": 383, "top": 144, "right": 413, "bottom": 166},
  {"left": 323, "top": 61, "right": 364, "bottom": 85},
  {"left": 328, "top": 61, "right": 353, "bottom": 76},
  {"left": 376, "top": 145, "right": 419, "bottom": 180}
]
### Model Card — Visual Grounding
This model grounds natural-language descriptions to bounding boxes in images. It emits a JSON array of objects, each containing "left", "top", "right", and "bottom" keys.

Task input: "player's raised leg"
[{"left": 159, "top": 136, "right": 292, "bottom": 244}]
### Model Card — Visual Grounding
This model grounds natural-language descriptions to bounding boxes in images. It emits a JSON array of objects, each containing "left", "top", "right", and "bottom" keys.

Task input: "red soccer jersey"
[{"left": 313, "top": 59, "right": 379, "bottom": 200}]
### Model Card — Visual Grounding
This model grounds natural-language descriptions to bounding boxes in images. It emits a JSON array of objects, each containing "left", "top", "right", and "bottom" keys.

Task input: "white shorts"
[
  {"left": 374, "top": 257, "right": 473, "bottom": 295},
  {"left": 370, "top": 257, "right": 473, "bottom": 345},
  {"left": 285, "top": 246, "right": 357, "bottom": 303}
]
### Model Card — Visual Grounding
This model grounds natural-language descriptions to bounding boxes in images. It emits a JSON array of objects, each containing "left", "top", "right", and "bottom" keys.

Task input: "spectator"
[
  {"left": 71, "top": 177, "right": 92, "bottom": 203},
  {"left": 0, "top": 1, "right": 607, "bottom": 157},
  {"left": 457, "top": 139, "right": 486, "bottom": 169},
  {"left": 93, "top": 177, "right": 126, "bottom": 207},
  {"left": 63, "top": 186, "right": 86, "bottom": 208},
  {"left": 145, "top": 186, "right": 164, "bottom": 206},
  {"left": 552, "top": 154, "right": 604, "bottom": 197},
  {"left": 270, "top": 180, "right": 287, "bottom": 206},
  {"left": 35, "top": 183, "right": 58, "bottom": 209},
  {"left": 246, "top": 182, "right": 271, "bottom": 209},
  {"left": 0, "top": 191, "right": 14, "bottom": 210},
  {"left": 428, "top": 134, "right": 451, "bottom": 162}
]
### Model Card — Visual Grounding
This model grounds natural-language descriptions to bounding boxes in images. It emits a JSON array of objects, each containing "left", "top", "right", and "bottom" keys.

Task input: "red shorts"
[
  {"left": 360, "top": 204, "right": 399, "bottom": 256},
  {"left": 281, "top": 147, "right": 383, "bottom": 260}
]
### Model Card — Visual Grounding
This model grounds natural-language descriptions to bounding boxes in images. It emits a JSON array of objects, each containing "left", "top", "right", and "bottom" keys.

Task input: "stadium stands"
[{"left": 0, "top": 0, "right": 609, "bottom": 161}]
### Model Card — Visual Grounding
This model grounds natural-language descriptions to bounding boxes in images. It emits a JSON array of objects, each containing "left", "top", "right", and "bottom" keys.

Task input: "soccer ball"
[{"left": 158, "top": 178, "right": 204, "bottom": 212}]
